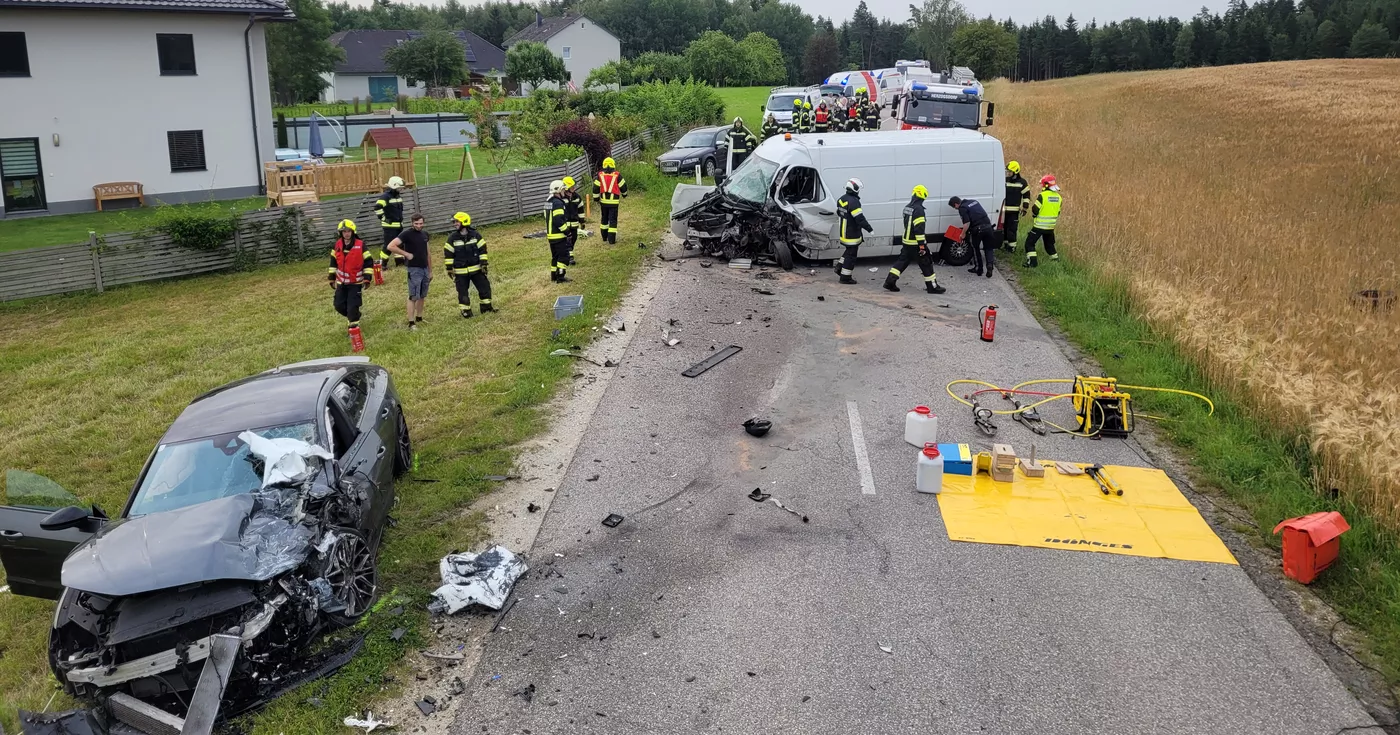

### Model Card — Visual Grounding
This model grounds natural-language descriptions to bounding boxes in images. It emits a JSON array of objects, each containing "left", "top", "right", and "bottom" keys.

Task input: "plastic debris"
[
  {"left": 682, "top": 345, "right": 743, "bottom": 377},
  {"left": 416, "top": 698, "right": 437, "bottom": 716},
  {"left": 527, "top": 502, "right": 541, "bottom": 513},
  {"left": 390, "top": 627, "right": 406, "bottom": 641},
  {"left": 748, "top": 488, "right": 771, "bottom": 502},
  {"left": 602, "top": 513, "right": 624, "bottom": 527},
  {"left": 751, "top": 287, "right": 775, "bottom": 295},
  {"left": 742, "top": 418, "right": 772, "bottom": 437},
  {"left": 878, "top": 641, "right": 893, "bottom": 654},
  {"left": 549, "top": 348, "right": 611, "bottom": 368},
  {"left": 342, "top": 712, "right": 394, "bottom": 731},
  {"left": 429, "top": 545, "right": 529, "bottom": 614}
]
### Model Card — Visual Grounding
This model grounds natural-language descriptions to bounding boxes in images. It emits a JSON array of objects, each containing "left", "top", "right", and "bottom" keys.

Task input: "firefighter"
[
  {"left": 1024, "top": 175, "right": 1062, "bottom": 267},
  {"left": 861, "top": 95, "right": 881, "bottom": 131},
  {"left": 546, "top": 180, "right": 571, "bottom": 282},
  {"left": 444, "top": 212, "right": 492, "bottom": 317},
  {"left": 328, "top": 219, "right": 373, "bottom": 352},
  {"left": 813, "top": 101, "right": 831, "bottom": 133},
  {"left": 791, "top": 98, "right": 806, "bottom": 132},
  {"left": 762, "top": 113, "right": 781, "bottom": 139},
  {"left": 592, "top": 157, "right": 627, "bottom": 245},
  {"left": 1002, "top": 161, "right": 1031, "bottom": 251},
  {"left": 950, "top": 195, "right": 996, "bottom": 278},
  {"left": 562, "top": 176, "right": 583, "bottom": 265},
  {"left": 884, "top": 185, "right": 945, "bottom": 294},
  {"left": 373, "top": 176, "right": 406, "bottom": 278},
  {"left": 846, "top": 93, "right": 864, "bottom": 131},
  {"left": 728, "top": 117, "right": 758, "bottom": 169},
  {"left": 802, "top": 100, "right": 814, "bottom": 132},
  {"left": 835, "top": 178, "right": 873, "bottom": 285}
]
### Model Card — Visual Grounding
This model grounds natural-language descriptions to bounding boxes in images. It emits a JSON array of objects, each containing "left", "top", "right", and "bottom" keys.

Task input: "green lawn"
[
  {"left": 0, "top": 153, "right": 673, "bottom": 734},
  {"left": 1002, "top": 236, "right": 1400, "bottom": 687},
  {"left": 0, "top": 197, "right": 266, "bottom": 253},
  {"left": 716, "top": 86, "right": 774, "bottom": 127},
  {"left": 338, "top": 145, "right": 536, "bottom": 188}
]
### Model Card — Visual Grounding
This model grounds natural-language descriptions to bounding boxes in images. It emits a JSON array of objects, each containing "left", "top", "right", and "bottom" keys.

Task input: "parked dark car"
[
  {"left": 0, "top": 357, "right": 410, "bottom": 731},
  {"left": 655, "top": 126, "right": 731, "bottom": 177}
]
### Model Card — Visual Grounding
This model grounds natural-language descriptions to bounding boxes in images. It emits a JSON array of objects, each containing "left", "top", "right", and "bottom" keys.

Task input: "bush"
[
  {"left": 144, "top": 203, "right": 241, "bottom": 252},
  {"left": 618, "top": 150, "right": 668, "bottom": 193},
  {"left": 528, "top": 143, "right": 585, "bottom": 168},
  {"left": 545, "top": 119, "right": 613, "bottom": 172},
  {"left": 592, "top": 114, "right": 645, "bottom": 142},
  {"left": 616, "top": 80, "right": 723, "bottom": 131},
  {"left": 569, "top": 90, "right": 619, "bottom": 118}
]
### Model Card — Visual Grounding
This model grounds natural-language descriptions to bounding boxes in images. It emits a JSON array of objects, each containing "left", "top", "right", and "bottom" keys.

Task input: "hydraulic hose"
[{"left": 944, "top": 378, "right": 1215, "bottom": 438}]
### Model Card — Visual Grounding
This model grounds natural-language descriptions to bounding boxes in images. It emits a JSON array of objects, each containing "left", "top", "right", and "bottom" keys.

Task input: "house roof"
[
  {"left": 328, "top": 29, "right": 506, "bottom": 76},
  {"left": 504, "top": 13, "right": 614, "bottom": 46},
  {"left": 0, "top": 0, "right": 293, "bottom": 17}
]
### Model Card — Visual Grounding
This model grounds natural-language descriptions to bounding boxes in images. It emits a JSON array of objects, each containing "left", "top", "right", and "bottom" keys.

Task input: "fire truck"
[{"left": 895, "top": 81, "right": 994, "bottom": 131}]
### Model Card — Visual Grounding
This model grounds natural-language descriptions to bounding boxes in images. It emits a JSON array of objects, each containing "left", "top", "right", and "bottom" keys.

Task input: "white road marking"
[{"left": 847, "top": 401, "right": 876, "bottom": 495}]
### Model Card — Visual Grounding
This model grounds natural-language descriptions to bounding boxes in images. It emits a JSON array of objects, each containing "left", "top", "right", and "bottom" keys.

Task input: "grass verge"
[
  {"left": 715, "top": 86, "right": 772, "bottom": 126},
  {"left": 0, "top": 197, "right": 267, "bottom": 252},
  {"left": 1002, "top": 246, "right": 1400, "bottom": 686},
  {"left": 0, "top": 151, "right": 673, "bottom": 733}
]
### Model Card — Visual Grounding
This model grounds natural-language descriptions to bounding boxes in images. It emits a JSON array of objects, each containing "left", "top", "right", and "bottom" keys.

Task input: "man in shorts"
[{"left": 387, "top": 213, "right": 431, "bottom": 330}]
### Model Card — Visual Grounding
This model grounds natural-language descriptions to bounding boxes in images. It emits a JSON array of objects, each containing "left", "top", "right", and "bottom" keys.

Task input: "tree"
[
  {"left": 803, "top": 29, "right": 841, "bottom": 84},
  {"left": 384, "top": 30, "right": 468, "bottom": 89},
  {"left": 266, "top": 0, "right": 344, "bottom": 105},
  {"left": 1172, "top": 23, "right": 1196, "bottom": 67},
  {"left": 1349, "top": 21, "right": 1392, "bottom": 57},
  {"left": 950, "top": 19, "right": 1017, "bottom": 80},
  {"left": 686, "top": 30, "right": 740, "bottom": 86},
  {"left": 736, "top": 32, "right": 787, "bottom": 86},
  {"left": 1312, "top": 19, "right": 1347, "bottom": 58},
  {"left": 505, "top": 41, "right": 568, "bottom": 91},
  {"left": 631, "top": 51, "right": 690, "bottom": 82},
  {"left": 909, "top": 0, "right": 969, "bottom": 69},
  {"left": 585, "top": 59, "right": 633, "bottom": 90}
]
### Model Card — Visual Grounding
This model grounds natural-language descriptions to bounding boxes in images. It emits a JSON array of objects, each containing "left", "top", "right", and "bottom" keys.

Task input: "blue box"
[
  {"left": 939, "top": 443, "right": 973, "bottom": 475},
  {"left": 553, "top": 295, "right": 584, "bottom": 320}
]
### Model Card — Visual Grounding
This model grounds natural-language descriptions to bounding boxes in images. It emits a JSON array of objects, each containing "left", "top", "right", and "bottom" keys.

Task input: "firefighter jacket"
[
  {"left": 564, "top": 192, "right": 582, "bottom": 230},
  {"left": 728, "top": 126, "right": 757, "bottom": 154},
  {"left": 329, "top": 236, "right": 372, "bottom": 285},
  {"left": 374, "top": 188, "right": 403, "bottom": 229},
  {"left": 444, "top": 226, "right": 488, "bottom": 274},
  {"left": 1005, "top": 173, "right": 1031, "bottom": 213},
  {"left": 762, "top": 119, "right": 780, "bottom": 138},
  {"left": 593, "top": 168, "right": 628, "bottom": 204},
  {"left": 546, "top": 195, "right": 568, "bottom": 241},
  {"left": 837, "top": 193, "right": 873, "bottom": 245},
  {"left": 901, "top": 197, "right": 927, "bottom": 246},
  {"left": 814, "top": 107, "right": 830, "bottom": 131},
  {"left": 1031, "top": 187, "right": 1062, "bottom": 230},
  {"left": 861, "top": 102, "right": 880, "bottom": 127}
]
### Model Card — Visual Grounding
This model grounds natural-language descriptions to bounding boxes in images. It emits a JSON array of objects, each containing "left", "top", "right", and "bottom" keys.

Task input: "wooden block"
[
  {"left": 990, "top": 443, "right": 1016, "bottom": 482},
  {"left": 1019, "top": 459, "right": 1046, "bottom": 477}
]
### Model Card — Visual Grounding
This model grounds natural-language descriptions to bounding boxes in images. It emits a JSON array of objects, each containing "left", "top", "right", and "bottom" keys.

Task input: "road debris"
[
  {"left": 491, "top": 598, "right": 520, "bottom": 633},
  {"left": 515, "top": 683, "right": 536, "bottom": 704},
  {"left": 878, "top": 641, "right": 893, "bottom": 654},
  {"left": 548, "top": 348, "right": 615, "bottom": 368},
  {"left": 700, "top": 260, "right": 712, "bottom": 268},
  {"left": 390, "top": 627, "right": 406, "bottom": 641},
  {"left": 768, "top": 496, "right": 809, "bottom": 523},
  {"left": 751, "top": 287, "right": 775, "bottom": 295},
  {"left": 661, "top": 327, "right": 681, "bottom": 346},
  {"left": 602, "top": 513, "right": 625, "bottom": 527},
  {"left": 748, "top": 488, "right": 771, "bottom": 502},
  {"left": 416, "top": 697, "right": 437, "bottom": 716},
  {"left": 343, "top": 712, "right": 395, "bottom": 731},
  {"left": 420, "top": 651, "right": 465, "bottom": 662},
  {"left": 743, "top": 418, "right": 772, "bottom": 437},
  {"left": 682, "top": 345, "right": 743, "bottom": 377},
  {"left": 729, "top": 258, "right": 753, "bottom": 270},
  {"left": 429, "top": 545, "right": 529, "bottom": 614},
  {"left": 527, "top": 502, "right": 541, "bottom": 513}
]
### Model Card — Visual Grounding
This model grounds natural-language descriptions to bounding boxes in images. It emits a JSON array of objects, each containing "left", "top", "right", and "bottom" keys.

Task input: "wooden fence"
[{"left": 0, "top": 127, "right": 679, "bottom": 303}]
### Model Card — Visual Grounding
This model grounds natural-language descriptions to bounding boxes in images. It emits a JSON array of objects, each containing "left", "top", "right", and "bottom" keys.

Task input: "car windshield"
[
  {"left": 676, "top": 130, "right": 714, "bottom": 148},
  {"left": 902, "top": 98, "right": 981, "bottom": 129},
  {"left": 767, "top": 94, "right": 802, "bottom": 111},
  {"left": 722, "top": 155, "right": 780, "bottom": 205},
  {"left": 128, "top": 422, "right": 318, "bottom": 516}
]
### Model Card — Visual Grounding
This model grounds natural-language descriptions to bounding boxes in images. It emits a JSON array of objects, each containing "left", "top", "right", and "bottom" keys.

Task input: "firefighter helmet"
[
  {"left": 550, "top": 180, "right": 565, "bottom": 195},
  {"left": 804, "top": 100, "right": 812, "bottom": 109},
  {"left": 912, "top": 185, "right": 928, "bottom": 200},
  {"left": 1040, "top": 174, "right": 1057, "bottom": 186},
  {"left": 602, "top": 157, "right": 616, "bottom": 169},
  {"left": 452, "top": 212, "right": 471, "bottom": 227},
  {"left": 337, "top": 219, "right": 356, "bottom": 232},
  {"left": 793, "top": 98, "right": 803, "bottom": 107},
  {"left": 1007, "top": 161, "right": 1021, "bottom": 174},
  {"left": 846, "top": 177, "right": 863, "bottom": 193},
  {"left": 562, "top": 176, "right": 575, "bottom": 188},
  {"left": 386, "top": 176, "right": 405, "bottom": 189}
]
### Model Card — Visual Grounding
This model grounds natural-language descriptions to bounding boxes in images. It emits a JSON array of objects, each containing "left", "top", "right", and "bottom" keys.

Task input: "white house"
[
  {"left": 0, "top": 0, "right": 289, "bottom": 218},
  {"left": 321, "top": 30, "right": 507, "bottom": 104},
  {"left": 504, "top": 13, "right": 620, "bottom": 94}
]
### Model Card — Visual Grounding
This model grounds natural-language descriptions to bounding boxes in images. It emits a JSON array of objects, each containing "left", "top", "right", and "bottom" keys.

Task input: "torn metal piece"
[
  {"left": 878, "top": 641, "right": 893, "bottom": 654},
  {"left": 17, "top": 709, "right": 104, "bottom": 735},
  {"left": 181, "top": 633, "right": 241, "bottom": 735},
  {"left": 681, "top": 345, "right": 743, "bottom": 378},
  {"left": 728, "top": 258, "right": 753, "bottom": 270},
  {"left": 660, "top": 328, "right": 681, "bottom": 347},
  {"left": 416, "top": 699, "right": 437, "bottom": 716},
  {"left": 751, "top": 287, "right": 775, "bottom": 295},
  {"left": 429, "top": 545, "right": 529, "bottom": 614},
  {"left": 769, "top": 497, "right": 810, "bottom": 523}
]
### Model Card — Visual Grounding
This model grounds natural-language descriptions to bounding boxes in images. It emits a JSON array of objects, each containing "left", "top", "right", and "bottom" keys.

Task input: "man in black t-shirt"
[{"left": 387, "top": 213, "right": 432, "bottom": 330}]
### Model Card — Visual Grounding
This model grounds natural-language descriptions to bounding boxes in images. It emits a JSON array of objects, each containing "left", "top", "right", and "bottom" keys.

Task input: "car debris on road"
[{"left": 429, "top": 545, "right": 529, "bottom": 614}]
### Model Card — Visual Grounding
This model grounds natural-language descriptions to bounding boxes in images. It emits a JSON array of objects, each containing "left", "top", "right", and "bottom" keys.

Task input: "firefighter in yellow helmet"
[
  {"left": 444, "top": 212, "right": 492, "bottom": 317},
  {"left": 592, "top": 156, "right": 628, "bottom": 245},
  {"left": 884, "top": 185, "right": 945, "bottom": 294},
  {"left": 562, "top": 176, "right": 583, "bottom": 265},
  {"left": 1001, "top": 161, "right": 1031, "bottom": 252},
  {"left": 328, "top": 219, "right": 372, "bottom": 352}
]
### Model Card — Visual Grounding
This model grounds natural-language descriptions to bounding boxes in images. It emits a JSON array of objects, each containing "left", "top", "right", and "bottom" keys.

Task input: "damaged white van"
[{"left": 670, "top": 128, "right": 1005, "bottom": 269}]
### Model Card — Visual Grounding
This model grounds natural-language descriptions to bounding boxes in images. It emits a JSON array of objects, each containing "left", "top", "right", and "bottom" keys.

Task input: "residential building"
[
  {"left": 504, "top": 13, "right": 620, "bottom": 94},
  {"left": 322, "top": 30, "right": 507, "bottom": 103},
  {"left": 0, "top": 0, "right": 290, "bottom": 218}
]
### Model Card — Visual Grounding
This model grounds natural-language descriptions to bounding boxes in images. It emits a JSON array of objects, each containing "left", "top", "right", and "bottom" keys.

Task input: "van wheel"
[
  {"left": 941, "top": 239, "right": 974, "bottom": 267},
  {"left": 702, "top": 158, "right": 716, "bottom": 178},
  {"left": 772, "top": 238, "right": 794, "bottom": 271}
]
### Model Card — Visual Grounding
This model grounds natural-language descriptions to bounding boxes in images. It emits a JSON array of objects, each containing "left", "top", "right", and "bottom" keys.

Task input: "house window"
[
  {"left": 157, "top": 34, "right": 197, "bottom": 75},
  {"left": 562, "top": 46, "right": 571, "bottom": 60},
  {"left": 0, "top": 32, "right": 29, "bottom": 77},
  {"left": 167, "top": 130, "right": 206, "bottom": 172}
]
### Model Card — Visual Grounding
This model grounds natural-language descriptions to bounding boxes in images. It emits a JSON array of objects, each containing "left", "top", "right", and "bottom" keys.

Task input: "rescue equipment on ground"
[
  {"left": 1273, "top": 512, "right": 1350, "bottom": 584},
  {"left": 348, "top": 325, "right": 365, "bottom": 353},
  {"left": 916, "top": 443, "right": 944, "bottom": 494},
  {"left": 904, "top": 406, "right": 939, "bottom": 447},
  {"left": 979, "top": 305, "right": 997, "bottom": 343},
  {"left": 946, "top": 377, "right": 1215, "bottom": 438}
]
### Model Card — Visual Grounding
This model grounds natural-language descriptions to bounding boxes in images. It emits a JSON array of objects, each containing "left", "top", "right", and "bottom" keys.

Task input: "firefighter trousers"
[
  {"left": 967, "top": 225, "right": 997, "bottom": 276},
  {"left": 731, "top": 151, "right": 749, "bottom": 170},
  {"left": 454, "top": 271, "right": 492, "bottom": 313},
  {"left": 379, "top": 227, "right": 398, "bottom": 263},
  {"left": 1024, "top": 228, "right": 1058, "bottom": 263},
  {"left": 549, "top": 239, "right": 570, "bottom": 280},
  {"left": 334, "top": 284, "right": 363, "bottom": 325},
  {"left": 565, "top": 227, "right": 578, "bottom": 263},
  {"left": 599, "top": 203, "right": 619, "bottom": 244},
  {"left": 1002, "top": 212, "right": 1021, "bottom": 247},
  {"left": 889, "top": 245, "right": 936, "bottom": 283},
  {"left": 838, "top": 243, "right": 860, "bottom": 278}
]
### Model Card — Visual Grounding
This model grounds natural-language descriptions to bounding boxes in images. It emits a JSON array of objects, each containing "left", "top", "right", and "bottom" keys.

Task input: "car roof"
[
  {"left": 769, "top": 87, "right": 808, "bottom": 95},
  {"left": 773, "top": 127, "right": 991, "bottom": 151},
  {"left": 163, "top": 368, "right": 340, "bottom": 443}
]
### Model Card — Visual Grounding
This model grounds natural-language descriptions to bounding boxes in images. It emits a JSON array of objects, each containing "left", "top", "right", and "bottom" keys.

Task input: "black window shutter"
[{"left": 167, "top": 130, "right": 206, "bottom": 172}]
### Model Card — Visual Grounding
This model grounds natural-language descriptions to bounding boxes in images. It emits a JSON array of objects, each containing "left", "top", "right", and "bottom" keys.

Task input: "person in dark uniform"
[
  {"left": 386, "top": 213, "right": 431, "bottom": 329},
  {"left": 1002, "top": 161, "right": 1031, "bottom": 251},
  {"left": 562, "top": 176, "right": 582, "bottom": 265},
  {"left": 762, "top": 113, "right": 781, "bottom": 139},
  {"left": 861, "top": 97, "right": 881, "bottom": 131},
  {"left": 546, "top": 180, "right": 571, "bottom": 282},
  {"left": 835, "top": 178, "right": 873, "bottom": 284},
  {"left": 884, "top": 185, "right": 946, "bottom": 294},
  {"left": 444, "top": 211, "right": 492, "bottom": 317},
  {"left": 950, "top": 196, "right": 996, "bottom": 278},
  {"left": 728, "top": 117, "right": 758, "bottom": 168},
  {"left": 373, "top": 176, "right": 405, "bottom": 276}
]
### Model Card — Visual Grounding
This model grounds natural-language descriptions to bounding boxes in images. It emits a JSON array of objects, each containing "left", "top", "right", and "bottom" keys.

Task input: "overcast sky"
[{"left": 808, "top": 0, "right": 1230, "bottom": 24}]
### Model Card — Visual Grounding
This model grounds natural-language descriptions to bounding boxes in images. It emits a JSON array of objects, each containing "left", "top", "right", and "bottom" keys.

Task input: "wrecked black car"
[{"left": 0, "top": 357, "right": 410, "bottom": 734}]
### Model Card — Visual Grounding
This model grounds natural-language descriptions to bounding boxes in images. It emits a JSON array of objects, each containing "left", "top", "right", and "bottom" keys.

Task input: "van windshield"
[
  {"left": 902, "top": 98, "right": 981, "bottom": 129},
  {"left": 767, "top": 94, "right": 803, "bottom": 111},
  {"left": 722, "top": 155, "right": 779, "bottom": 205}
]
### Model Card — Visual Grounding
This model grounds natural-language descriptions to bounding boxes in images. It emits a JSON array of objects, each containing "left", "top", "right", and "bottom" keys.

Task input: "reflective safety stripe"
[
  {"left": 840, "top": 268, "right": 854, "bottom": 275},
  {"left": 924, "top": 274, "right": 938, "bottom": 282},
  {"left": 902, "top": 239, "right": 921, "bottom": 245},
  {"left": 912, "top": 217, "right": 925, "bottom": 225},
  {"left": 547, "top": 234, "right": 565, "bottom": 240},
  {"left": 840, "top": 238, "right": 862, "bottom": 245},
  {"left": 849, "top": 208, "right": 862, "bottom": 216},
  {"left": 889, "top": 268, "right": 902, "bottom": 276}
]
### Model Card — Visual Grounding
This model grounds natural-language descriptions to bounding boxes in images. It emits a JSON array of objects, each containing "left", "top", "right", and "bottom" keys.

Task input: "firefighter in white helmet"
[
  {"left": 835, "top": 178, "right": 872, "bottom": 284},
  {"left": 546, "top": 180, "right": 571, "bottom": 282}
]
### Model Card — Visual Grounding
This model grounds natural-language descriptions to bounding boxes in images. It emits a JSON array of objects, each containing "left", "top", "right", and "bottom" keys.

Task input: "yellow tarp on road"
[{"left": 936, "top": 464, "right": 1237, "bottom": 565}]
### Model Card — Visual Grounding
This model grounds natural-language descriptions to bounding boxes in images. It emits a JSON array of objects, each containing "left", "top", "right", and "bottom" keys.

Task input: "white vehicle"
[
  {"left": 824, "top": 70, "right": 878, "bottom": 99},
  {"left": 670, "top": 128, "right": 1005, "bottom": 266},
  {"left": 873, "top": 68, "right": 904, "bottom": 107},
  {"left": 762, "top": 86, "right": 821, "bottom": 127},
  {"left": 896, "top": 80, "right": 994, "bottom": 131}
]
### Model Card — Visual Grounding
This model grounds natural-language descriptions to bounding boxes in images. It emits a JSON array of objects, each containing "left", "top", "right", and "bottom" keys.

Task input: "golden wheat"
[{"left": 990, "top": 60, "right": 1400, "bottom": 525}]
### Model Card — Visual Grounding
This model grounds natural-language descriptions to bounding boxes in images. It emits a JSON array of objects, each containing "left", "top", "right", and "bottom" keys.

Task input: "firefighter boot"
[
  {"left": 926, "top": 279, "right": 946, "bottom": 295},
  {"left": 839, "top": 274, "right": 857, "bottom": 285},
  {"left": 1025, "top": 251, "right": 1039, "bottom": 268},
  {"left": 883, "top": 273, "right": 900, "bottom": 292},
  {"left": 348, "top": 325, "right": 366, "bottom": 353},
  {"left": 480, "top": 302, "right": 495, "bottom": 313}
]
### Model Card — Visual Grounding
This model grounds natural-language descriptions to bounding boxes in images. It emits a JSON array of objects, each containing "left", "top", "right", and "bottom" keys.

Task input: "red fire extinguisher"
[
  {"left": 372, "top": 260, "right": 385, "bottom": 286},
  {"left": 348, "top": 325, "right": 366, "bottom": 353},
  {"left": 979, "top": 305, "right": 998, "bottom": 343}
]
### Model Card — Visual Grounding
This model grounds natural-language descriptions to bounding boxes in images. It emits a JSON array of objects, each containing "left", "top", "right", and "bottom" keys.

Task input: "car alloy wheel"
[
  {"left": 393, "top": 410, "right": 412, "bottom": 478},
  {"left": 324, "top": 530, "right": 377, "bottom": 623},
  {"left": 703, "top": 158, "right": 716, "bottom": 178}
]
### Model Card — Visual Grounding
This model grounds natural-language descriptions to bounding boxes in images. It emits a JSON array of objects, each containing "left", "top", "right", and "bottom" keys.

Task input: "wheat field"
[{"left": 990, "top": 60, "right": 1400, "bottom": 527}]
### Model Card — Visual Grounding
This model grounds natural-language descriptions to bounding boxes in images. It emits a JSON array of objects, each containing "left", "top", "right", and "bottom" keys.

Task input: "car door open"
[
  {"left": 0, "top": 470, "right": 105, "bottom": 599},
  {"left": 774, "top": 166, "right": 838, "bottom": 259}
]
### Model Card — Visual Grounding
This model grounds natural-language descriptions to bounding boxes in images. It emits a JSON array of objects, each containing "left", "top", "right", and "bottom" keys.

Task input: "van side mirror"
[
  {"left": 985, "top": 102, "right": 995, "bottom": 127},
  {"left": 40, "top": 505, "right": 97, "bottom": 532}
]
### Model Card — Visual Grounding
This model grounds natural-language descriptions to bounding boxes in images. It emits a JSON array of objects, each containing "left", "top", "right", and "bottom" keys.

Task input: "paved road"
[{"left": 451, "top": 255, "right": 1377, "bottom": 734}]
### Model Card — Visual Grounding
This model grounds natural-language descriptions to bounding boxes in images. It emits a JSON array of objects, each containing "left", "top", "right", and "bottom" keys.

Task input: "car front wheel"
[
  {"left": 702, "top": 158, "right": 716, "bottom": 178},
  {"left": 941, "top": 239, "right": 974, "bottom": 267},
  {"left": 323, "top": 529, "right": 377, "bottom": 627}
]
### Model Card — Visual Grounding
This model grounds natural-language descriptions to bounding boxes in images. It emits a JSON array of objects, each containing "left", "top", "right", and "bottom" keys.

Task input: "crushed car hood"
[{"left": 62, "top": 491, "right": 314, "bottom": 597}]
